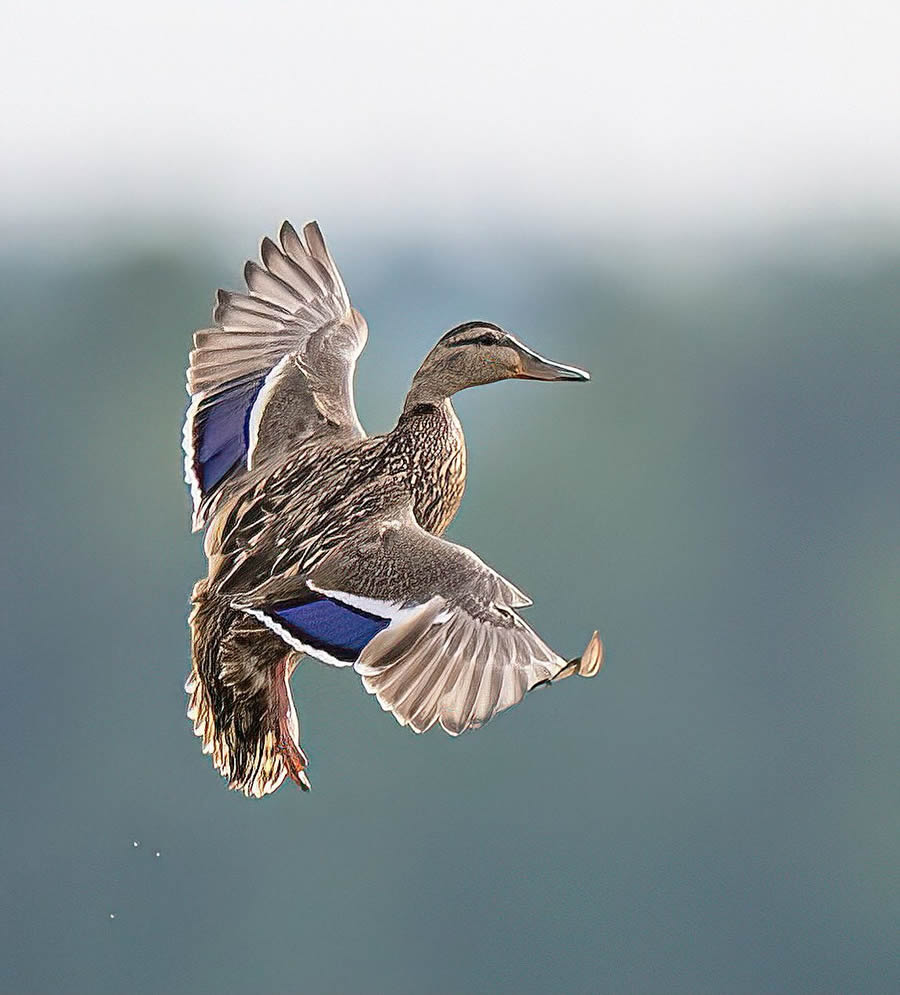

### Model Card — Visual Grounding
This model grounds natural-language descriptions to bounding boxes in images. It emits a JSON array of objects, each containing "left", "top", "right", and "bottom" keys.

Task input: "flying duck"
[{"left": 183, "top": 221, "right": 603, "bottom": 797}]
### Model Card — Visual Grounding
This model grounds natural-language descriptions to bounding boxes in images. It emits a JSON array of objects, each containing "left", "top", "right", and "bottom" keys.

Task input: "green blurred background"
[{"left": 3, "top": 2, "right": 899, "bottom": 993}]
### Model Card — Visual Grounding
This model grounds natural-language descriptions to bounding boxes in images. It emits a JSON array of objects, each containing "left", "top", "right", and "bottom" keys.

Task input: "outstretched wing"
[
  {"left": 183, "top": 220, "right": 368, "bottom": 530},
  {"left": 236, "top": 510, "right": 602, "bottom": 735}
]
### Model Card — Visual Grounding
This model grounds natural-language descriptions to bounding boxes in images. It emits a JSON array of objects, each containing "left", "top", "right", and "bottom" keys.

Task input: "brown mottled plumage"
[{"left": 183, "top": 220, "right": 602, "bottom": 798}]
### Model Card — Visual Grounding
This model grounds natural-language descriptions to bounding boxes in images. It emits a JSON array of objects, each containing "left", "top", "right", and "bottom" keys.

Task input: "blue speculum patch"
[
  {"left": 272, "top": 595, "right": 391, "bottom": 663},
  {"left": 192, "top": 377, "right": 265, "bottom": 492}
]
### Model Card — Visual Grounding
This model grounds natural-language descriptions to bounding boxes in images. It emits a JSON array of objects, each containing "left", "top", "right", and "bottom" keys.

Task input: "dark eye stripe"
[
  {"left": 439, "top": 320, "right": 504, "bottom": 347},
  {"left": 449, "top": 332, "right": 502, "bottom": 348}
]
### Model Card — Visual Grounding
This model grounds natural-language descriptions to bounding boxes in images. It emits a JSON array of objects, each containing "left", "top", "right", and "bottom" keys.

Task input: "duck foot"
[
  {"left": 535, "top": 630, "right": 605, "bottom": 689},
  {"left": 276, "top": 735, "right": 311, "bottom": 791},
  {"left": 575, "top": 630, "right": 604, "bottom": 677}
]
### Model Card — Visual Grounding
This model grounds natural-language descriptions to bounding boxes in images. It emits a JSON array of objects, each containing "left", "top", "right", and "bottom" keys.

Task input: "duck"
[{"left": 183, "top": 220, "right": 603, "bottom": 797}]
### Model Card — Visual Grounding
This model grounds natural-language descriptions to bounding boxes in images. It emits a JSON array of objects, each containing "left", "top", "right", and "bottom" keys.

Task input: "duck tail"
[{"left": 186, "top": 583, "right": 310, "bottom": 797}]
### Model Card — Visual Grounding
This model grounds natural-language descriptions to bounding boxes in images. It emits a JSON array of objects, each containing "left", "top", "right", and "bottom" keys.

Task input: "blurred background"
[{"left": 2, "top": 2, "right": 898, "bottom": 992}]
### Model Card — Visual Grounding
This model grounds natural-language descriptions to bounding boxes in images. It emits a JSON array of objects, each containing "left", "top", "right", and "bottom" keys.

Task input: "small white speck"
[
  {"left": 155, "top": 851, "right": 161, "bottom": 858},
  {"left": 132, "top": 841, "right": 140, "bottom": 848},
  {"left": 109, "top": 914, "right": 116, "bottom": 920}
]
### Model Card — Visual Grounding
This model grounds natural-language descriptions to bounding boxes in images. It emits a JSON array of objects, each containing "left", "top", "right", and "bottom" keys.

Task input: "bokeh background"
[{"left": 2, "top": 2, "right": 898, "bottom": 993}]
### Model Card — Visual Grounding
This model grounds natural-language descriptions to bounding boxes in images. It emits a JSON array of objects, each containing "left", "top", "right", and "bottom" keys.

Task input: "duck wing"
[
  {"left": 236, "top": 509, "right": 603, "bottom": 735},
  {"left": 183, "top": 220, "right": 368, "bottom": 530}
]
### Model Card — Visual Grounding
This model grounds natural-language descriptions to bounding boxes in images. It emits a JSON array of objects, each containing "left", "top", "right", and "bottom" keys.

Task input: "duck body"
[
  {"left": 183, "top": 220, "right": 602, "bottom": 798},
  {"left": 205, "top": 396, "right": 466, "bottom": 596}
]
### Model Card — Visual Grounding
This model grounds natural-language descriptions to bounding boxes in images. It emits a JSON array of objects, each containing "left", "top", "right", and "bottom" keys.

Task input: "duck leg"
[{"left": 274, "top": 655, "right": 311, "bottom": 791}]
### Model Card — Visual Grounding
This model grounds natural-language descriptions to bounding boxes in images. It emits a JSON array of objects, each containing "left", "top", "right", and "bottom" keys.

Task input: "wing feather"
[
  {"left": 183, "top": 220, "right": 367, "bottom": 530},
  {"left": 243, "top": 510, "right": 601, "bottom": 735}
]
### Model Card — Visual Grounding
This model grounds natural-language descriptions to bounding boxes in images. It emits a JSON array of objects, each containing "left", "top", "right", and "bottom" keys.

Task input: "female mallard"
[{"left": 183, "top": 220, "right": 603, "bottom": 797}]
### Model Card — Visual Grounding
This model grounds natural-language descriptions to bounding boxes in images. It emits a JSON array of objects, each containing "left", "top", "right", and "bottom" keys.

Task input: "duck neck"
[
  {"left": 392, "top": 396, "right": 466, "bottom": 535},
  {"left": 402, "top": 374, "right": 450, "bottom": 414},
  {"left": 398, "top": 394, "right": 458, "bottom": 431}
]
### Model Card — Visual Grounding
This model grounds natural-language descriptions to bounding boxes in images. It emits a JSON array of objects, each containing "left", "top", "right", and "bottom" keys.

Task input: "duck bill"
[{"left": 516, "top": 347, "right": 590, "bottom": 382}]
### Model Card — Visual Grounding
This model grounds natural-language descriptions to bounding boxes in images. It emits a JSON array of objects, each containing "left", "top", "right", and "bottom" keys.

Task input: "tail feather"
[{"left": 187, "top": 586, "right": 309, "bottom": 797}]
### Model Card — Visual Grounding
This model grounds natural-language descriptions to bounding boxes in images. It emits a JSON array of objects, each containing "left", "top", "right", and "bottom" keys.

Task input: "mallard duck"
[{"left": 183, "top": 220, "right": 603, "bottom": 797}]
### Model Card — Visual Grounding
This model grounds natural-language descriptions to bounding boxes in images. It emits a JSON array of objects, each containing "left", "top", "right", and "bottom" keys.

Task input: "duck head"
[{"left": 404, "top": 321, "right": 589, "bottom": 409}]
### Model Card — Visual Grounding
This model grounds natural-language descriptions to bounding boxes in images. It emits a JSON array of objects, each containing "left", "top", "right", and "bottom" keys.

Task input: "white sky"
[{"left": 4, "top": 0, "right": 900, "bottom": 243}]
